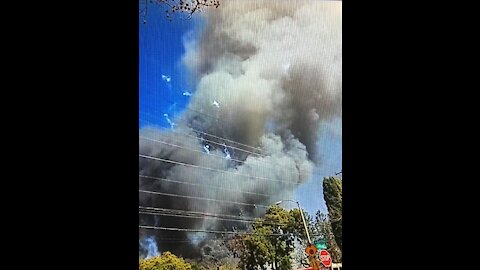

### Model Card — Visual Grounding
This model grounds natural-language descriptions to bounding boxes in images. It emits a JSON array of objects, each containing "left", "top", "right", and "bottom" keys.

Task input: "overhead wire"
[
  {"left": 140, "top": 118, "right": 269, "bottom": 159},
  {"left": 140, "top": 109, "right": 263, "bottom": 152},
  {"left": 139, "top": 225, "right": 283, "bottom": 236},
  {"left": 138, "top": 154, "right": 298, "bottom": 185},
  {"left": 139, "top": 211, "right": 289, "bottom": 227},
  {"left": 139, "top": 115, "right": 324, "bottom": 179},
  {"left": 139, "top": 189, "right": 270, "bottom": 208},
  {"left": 140, "top": 100, "right": 265, "bottom": 152},
  {"left": 139, "top": 174, "right": 272, "bottom": 197},
  {"left": 139, "top": 135, "right": 309, "bottom": 180},
  {"left": 139, "top": 206, "right": 264, "bottom": 221}
]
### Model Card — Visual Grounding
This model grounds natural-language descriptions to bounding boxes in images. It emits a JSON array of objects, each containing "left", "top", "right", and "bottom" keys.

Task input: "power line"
[
  {"left": 139, "top": 116, "right": 326, "bottom": 180},
  {"left": 143, "top": 235, "right": 242, "bottom": 241},
  {"left": 140, "top": 109, "right": 263, "bottom": 152},
  {"left": 139, "top": 206, "right": 297, "bottom": 227},
  {"left": 139, "top": 135, "right": 311, "bottom": 179},
  {"left": 139, "top": 113, "right": 266, "bottom": 156},
  {"left": 139, "top": 207, "right": 339, "bottom": 239},
  {"left": 140, "top": 119, "right": 269, "bottom": 159},
  {"left": 138, "top": 154, "right": 297, "bottom": 185},
  {"left": 139, "top": 128, "right": 273, "bottom": 170},
  {"left": 139, "top": 225, "right": 283, "bottom": 236},
  {"left": 139, "top": 101, "right": 265, "bottom": 151},
  {"left": 140, "top": 207, "right": 280, "bottom": 223},
  {"left": 153, "top": 240, "right": 203, "bottom": 243},
  {"left": 149, "top": 237, "right": 220, "bottom": 241},
  {"left": 140, "top": 117, "right": 330, "bottom": 181},
  {"left": 139, "top": 135, "right": 254, "bottom": 166},
  {"left": 139, "top": 189, "right": 270, "bottom": 208},
  {"left": 139, "top": 211, "right": 288, "bottom": 227},
  {"left": 139, "top": 174, "right": 272, "bottom": 197},
  {"left": 139, "top": 206, "right": 261, "bottom": 221},
  {"left": 182, "top": 122, "right": 263, "bottom": 152}
]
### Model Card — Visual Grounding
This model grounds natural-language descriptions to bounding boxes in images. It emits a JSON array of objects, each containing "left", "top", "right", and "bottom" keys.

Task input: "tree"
[
  {"left": 190, "top": 260, "right": 239, "bottom": 270},
  {"left": 140, "top": 0, "right": 221, "bottom": 23},
  {"left": 312, "top": 211, "right": 342, "bottom": 262},
  {"left": 289, "top": 209, "right": 343, "bottom": 267},
  {"left": 323, "top": 176, "right": 342, "bottom": 251},
  {"left": 139, "top": 251, "right": 192, "bottom": 270},
  {"left": 232, "top": 205, "right": 310, "bottom": 270},
  {"left": 241, "top": 223, "right": 275, "bottom": 270}
]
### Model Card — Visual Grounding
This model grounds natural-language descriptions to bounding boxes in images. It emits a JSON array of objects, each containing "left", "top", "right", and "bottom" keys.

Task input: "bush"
[{"left": 139, "top": 251, "right": 192, "bottom": 270}]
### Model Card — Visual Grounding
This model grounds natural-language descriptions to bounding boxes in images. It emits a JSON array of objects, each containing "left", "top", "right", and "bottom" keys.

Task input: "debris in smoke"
[
  {"left": 163, "top": 113, "right": 176, "bottom": 129},
  {"left": 161, "top": 74, "right": 171, "bottom": 82},
  {"left": 223, "top": 144, "right": 231, "bottom": 160},
  {"left": 203, "top": 144, "right": 210, "bottom": 154}
]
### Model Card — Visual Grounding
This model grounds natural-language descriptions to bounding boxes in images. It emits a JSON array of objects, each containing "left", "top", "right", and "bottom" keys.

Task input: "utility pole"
[
  {"left": 275, "top": 200, "right": 311, "bottom": 243},
  {"left": 276, "top": 199, "right": 318, "bottom": 270}
]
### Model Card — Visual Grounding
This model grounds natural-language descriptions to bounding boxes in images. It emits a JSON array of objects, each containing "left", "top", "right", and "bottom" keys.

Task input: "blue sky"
[
  {"left": 139, "top": 4, "right": 197, "bottom": 128},
  {"left": 139, "top": 4, "right": 341, "bottom": 217}
]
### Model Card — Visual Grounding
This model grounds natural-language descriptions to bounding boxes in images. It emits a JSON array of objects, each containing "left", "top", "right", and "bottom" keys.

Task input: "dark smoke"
[{"left": 140, "top": 0, "right": 341, "bottom": 258}]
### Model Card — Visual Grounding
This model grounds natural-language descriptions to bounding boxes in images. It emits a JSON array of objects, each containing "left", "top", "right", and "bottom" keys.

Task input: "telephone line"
[
  {"left": 139, "top": 135, "right": 311, "bottom": 179},
  {"left": 139, "top": 154, "right": 298, "bottom": 185},
  {"left": 139, "top": 174, "right": 272, "bottom": 197},
  {"left": 139, "top": 225, "right": 283, "bottom": 236},
  {"left": 139, "top": 189, "right": 270, "bottom": 208}
]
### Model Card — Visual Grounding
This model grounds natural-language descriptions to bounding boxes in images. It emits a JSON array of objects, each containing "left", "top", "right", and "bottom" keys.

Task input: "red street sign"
[{"left": 319, "top": 250, "right": 332, "bottom": 268}]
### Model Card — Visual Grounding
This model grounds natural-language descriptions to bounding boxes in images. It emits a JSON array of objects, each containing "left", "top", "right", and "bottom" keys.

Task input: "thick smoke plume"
[{"left": 140, "top": 0, "right": 341, "bottom": 258}]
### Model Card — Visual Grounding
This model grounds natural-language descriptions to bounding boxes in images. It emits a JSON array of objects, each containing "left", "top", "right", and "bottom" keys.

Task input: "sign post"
[{"left": 305, "top": 245, "right": 319, "bottom": 270}]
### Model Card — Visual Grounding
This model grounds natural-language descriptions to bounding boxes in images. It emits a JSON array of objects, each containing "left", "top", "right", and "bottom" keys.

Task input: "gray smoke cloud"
[{"left": 140, "top": 0, "right": 341, "bottom": 258}]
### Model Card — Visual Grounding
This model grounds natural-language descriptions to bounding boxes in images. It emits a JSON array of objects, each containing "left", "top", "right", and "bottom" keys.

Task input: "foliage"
[
  {"left": 139, "top": 251, "right": 192, "bottom": 270},
  {"left": 187, "top": 255, "right": 240, "bottom": 270},
  {"left": 312, "top": 211, "right": 342, "bottom": 262},
  {"left": 323, "top": 176, "right": 342, "bottom": 251},
  {"left": 229, "top": 205, "right": 310, "bottom": 270},
  {"left": 140, "top": 0, "right": 221, "bottom": 23},
  {"left": 189, "top": 259, "right": 239, "bottom": 270}
]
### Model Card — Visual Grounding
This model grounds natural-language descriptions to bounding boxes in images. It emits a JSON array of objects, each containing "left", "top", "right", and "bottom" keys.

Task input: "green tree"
[
  {"left": 241, "top": 222, "right": 274, "bottom": 270},
  {"left": 190, "top": 260, "right": 239, "bottom": 270},
  {"left": 312, "top": 211, "right": 342, "bottom": 262},
  {"left": 139, "top": 251, "right": 192, "bottom": 270},
  {"left": 323, "top": 176, "right": 342, "bottom": 251},
  {"left": 234, "top": 205, "right": 310, "bottom": 270},
  {"left": 264, "top": 206, "right": 295, "bottom": 270}
]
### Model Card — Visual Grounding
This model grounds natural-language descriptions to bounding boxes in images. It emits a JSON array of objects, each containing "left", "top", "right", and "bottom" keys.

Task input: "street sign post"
[
  {"left": 305, "top": 245, "right": 319, "bottom": 270},
  {"left": 318, "top": 250, "right": 332, "bottom": 268},
  {"left": 309, "top": 256, "right": 320, "bottom": 270}
]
